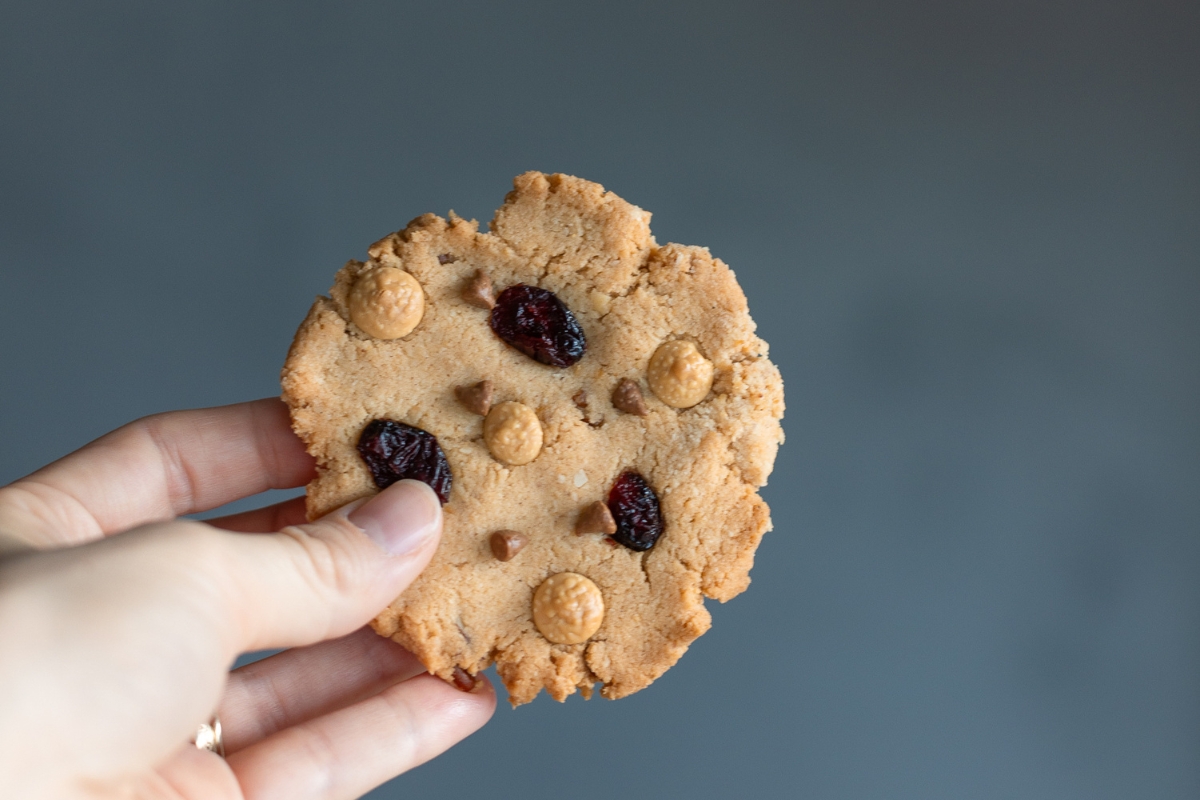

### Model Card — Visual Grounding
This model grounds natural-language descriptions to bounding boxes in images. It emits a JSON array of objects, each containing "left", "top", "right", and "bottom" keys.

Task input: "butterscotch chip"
[
  {"left": 348, "top": 266, "right": 425, "bottom": 339},
  {"left": 647, "top": 340, "right": 714, "bottom": 409},
  {"left": 282, "top": 172, "right": 784, "bottom": 705},
  {"left": 532, "top": 572, "right": 605, "bottom": 645},
  {"left": 612, "top": 378, "right": 649, "bottom": 416},
  {"left": 454, "top": 380, "right": 494, "bottom": 416},
  {"left": 461, "top": 269, "right": 496, "bottom": 309},
  {"left": 490, "top": 529, "right": 528, "bottom": 561},
  {"left": 575, "top": 500, "right": 617, "bottom": 535},
  {"left": 483, "top": 401, "right": 543, "bottom": 465}
]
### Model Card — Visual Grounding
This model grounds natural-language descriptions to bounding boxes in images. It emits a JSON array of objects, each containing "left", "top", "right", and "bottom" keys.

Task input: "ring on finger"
[{"left": 192, "top": 715, "right": 225, "bottom": 758}]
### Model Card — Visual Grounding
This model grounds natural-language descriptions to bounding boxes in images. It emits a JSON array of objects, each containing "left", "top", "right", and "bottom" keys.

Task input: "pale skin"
[{"left": 0, "top": 399, "right": 496, "bottom": 799}]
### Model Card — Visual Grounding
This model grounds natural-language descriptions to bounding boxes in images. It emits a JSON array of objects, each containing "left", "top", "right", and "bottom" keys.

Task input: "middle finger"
[{"left": 206, "top": 496, "right": 309, "bottom": 534}]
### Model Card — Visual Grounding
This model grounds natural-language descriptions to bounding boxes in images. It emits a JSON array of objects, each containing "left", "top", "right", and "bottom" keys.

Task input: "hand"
[{"left": 0, "top": 399, "right": 495, "bottom": 799}]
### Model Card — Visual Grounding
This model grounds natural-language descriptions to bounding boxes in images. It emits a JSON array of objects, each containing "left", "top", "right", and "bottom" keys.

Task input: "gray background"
[{"left": 1, "top": 2, "right": 1197, "bottom": 798}]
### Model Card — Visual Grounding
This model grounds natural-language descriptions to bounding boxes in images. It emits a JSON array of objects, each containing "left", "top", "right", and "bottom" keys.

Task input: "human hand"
[{"left": 0, "top": 399, "right": 495, "bottom": 799}]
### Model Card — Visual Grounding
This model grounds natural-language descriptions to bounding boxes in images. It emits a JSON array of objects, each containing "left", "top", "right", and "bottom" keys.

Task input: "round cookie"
[{"left": 281, "top": 172, "right": 785, "bottom": 705}]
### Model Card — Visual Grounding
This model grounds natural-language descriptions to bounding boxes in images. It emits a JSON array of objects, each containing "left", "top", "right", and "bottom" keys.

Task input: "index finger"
[{"left": 0, "top": 399, "right": 315, "bottom": 548}]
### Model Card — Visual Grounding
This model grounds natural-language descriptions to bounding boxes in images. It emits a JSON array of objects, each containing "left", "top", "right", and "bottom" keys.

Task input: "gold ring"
[{"left": 192, "top": 715, "right": 224, "bottom": 758}]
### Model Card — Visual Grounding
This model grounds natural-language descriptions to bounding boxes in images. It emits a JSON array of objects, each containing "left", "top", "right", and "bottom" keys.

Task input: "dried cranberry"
[
  {"left": 607, "top": 471, "right": 664, "bottom": 551},
  {"left": 489, "top": 284, "right": 586, "bottom": 367},
  {"left": 356, "top": 419, "right": 452, "bottom": 504}
]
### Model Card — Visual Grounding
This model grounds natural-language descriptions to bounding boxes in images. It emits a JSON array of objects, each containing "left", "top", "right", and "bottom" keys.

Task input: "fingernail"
[{"left": 348, "top": 480, "right": 442, "bottom": 556}]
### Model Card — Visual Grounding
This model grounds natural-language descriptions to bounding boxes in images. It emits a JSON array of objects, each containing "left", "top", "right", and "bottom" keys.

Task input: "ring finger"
[{"left": 219, "top": 627, "right": 429, "bottom": 753}]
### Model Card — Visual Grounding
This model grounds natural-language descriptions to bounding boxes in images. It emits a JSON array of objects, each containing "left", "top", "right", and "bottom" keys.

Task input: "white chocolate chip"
[
  {"left": 532, "top": 572, "right": 605, "bottom": 645},
  {"left": 574, "top": 469, "right": 588, "bottom": 487},
  {"left": 646, "top": 340, "right": 714, "bottom": 409},
  {"left": 483, "top": 401, "right": 543, "bottom": 466},
  {"left": 348, "top": 266, "right": 425, "bottom": 339}
]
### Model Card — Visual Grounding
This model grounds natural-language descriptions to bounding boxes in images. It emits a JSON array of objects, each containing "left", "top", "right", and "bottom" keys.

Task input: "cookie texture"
[{"left": 282, "top": 172, "right": 785, "bottom": 705}]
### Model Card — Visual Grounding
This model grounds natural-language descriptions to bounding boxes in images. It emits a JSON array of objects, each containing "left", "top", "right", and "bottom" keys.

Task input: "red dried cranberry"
[
  {"left": 489, "top": 284, "right": 586, "bottom": 367},
  {"left": 607, "top": 471, "right": 664, "bottom": 551},
  {"left": 356, "top": 419, "right": 452, "bottom": 504}
]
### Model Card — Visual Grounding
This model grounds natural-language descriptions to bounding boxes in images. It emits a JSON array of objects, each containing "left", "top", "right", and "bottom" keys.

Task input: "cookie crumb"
[
  {"left": 612, "top": 378, "right": 649, "bottom": 416},
  {"left": 454, "top": 380, "right": 494, "bottom": 416},
  {"left": 461, "top": 269, "right": 496, "bottom": 309},
  {"left": 575, "top": 500, "right": 617, "bottom": 536},
  {"left": 489, "top": 530, "right": 528, "bottom": 561},
  {"left": 589, "top": 289, "right": 612, "bottom": 315}
]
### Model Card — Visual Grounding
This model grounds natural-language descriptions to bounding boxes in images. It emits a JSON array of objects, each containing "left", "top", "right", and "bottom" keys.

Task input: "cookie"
[{"left": 281, "top": 172, "right": 784, "bottom": 704}]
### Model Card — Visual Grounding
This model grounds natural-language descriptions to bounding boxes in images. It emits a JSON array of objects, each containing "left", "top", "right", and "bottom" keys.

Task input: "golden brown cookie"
[{"left": 281, "top": 172, "right": 784, "bottom": 704}]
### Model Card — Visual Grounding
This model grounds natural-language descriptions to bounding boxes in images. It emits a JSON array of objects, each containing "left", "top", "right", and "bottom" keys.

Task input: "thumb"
[
  {"left": 214, "top": 479, "right": 442, "bottom": 653},
  {"left": 0, "top": 479, "right": 442, "bottom": 787}
]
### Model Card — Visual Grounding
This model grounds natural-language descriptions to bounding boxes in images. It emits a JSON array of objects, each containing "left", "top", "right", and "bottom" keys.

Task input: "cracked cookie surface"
[{"left": 281, "top": 172, "right": 784, "bottom": 704}]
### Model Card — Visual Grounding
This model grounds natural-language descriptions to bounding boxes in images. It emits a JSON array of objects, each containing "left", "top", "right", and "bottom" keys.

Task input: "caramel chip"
[
  {"left": 461, "top": 269, "right": 496, "bottom": 309},
  {"left": 483, "top": 401, "right": 543, "bottom": 466},
  {"left": 490, "top": 530, "right": 528, "bottom": 561},
  {"left": 532, "top": 573, "right": 605, "bottom": 645},
  {"left": 348, "top": 267, "right": 425, "bottom": 340},
  {"left": 575, "top": 501, "right": 617, "bottom": 536},
  {"left": 647, "top": 340, "right": 714, "bottom": 409},
  {"left": 612, "top": 378, "right": 649, "bottom": 416},
  {"left": 455, "top": 380, "right": 494, "bottom": 416}
]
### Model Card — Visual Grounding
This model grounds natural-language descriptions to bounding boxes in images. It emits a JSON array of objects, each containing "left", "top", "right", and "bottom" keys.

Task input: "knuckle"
[
  {"left": 277, "top": 519, "right": 366, "bottom": 603},
  {"left": 158, "top": 518, "right": 225, "bottom": 564}
]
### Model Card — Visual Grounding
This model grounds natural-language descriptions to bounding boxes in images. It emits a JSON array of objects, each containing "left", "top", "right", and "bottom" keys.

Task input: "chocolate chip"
[
  {"left": 490, "top": 529, "right": 528, "bottom": 561},
  {"left": 454, "top": 379, "right": 494, "bottom": 416},
  {"left": 451, "top": 667, "right": 477, "bottom": 691},
  {"left": 461, "top": 270, "right": 496, "bottom": 309},
  {"left": 612, "top": 378, "right": 649, "bottom": 416},
  {"left": 575, "top": 500, "right": 617, "bottom": 536},
  {"left": 438, "top": 253, "right": 458, "bottom": 265}
]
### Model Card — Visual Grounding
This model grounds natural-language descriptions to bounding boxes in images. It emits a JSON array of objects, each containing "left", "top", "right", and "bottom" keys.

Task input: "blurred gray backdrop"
[{"left": 2, "top": 2, "right": 1198, "bottom": 798}]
